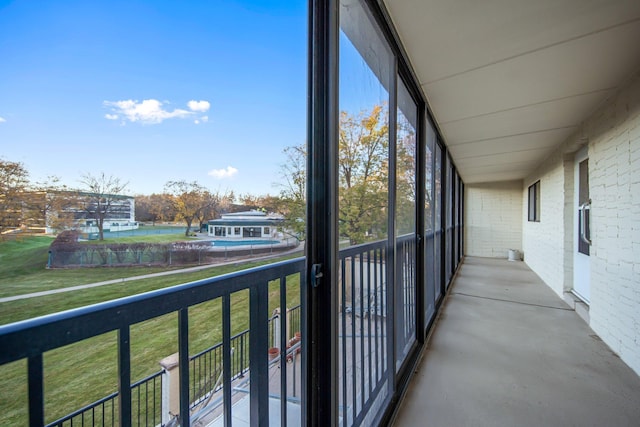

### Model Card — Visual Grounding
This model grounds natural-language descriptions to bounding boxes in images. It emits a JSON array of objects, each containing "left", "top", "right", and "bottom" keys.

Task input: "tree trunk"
[{"left": 98, "top": 218, "right": 105, "bottom": 240}]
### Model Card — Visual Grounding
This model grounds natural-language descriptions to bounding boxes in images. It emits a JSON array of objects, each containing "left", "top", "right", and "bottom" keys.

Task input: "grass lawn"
[
  {"left": 0, "top": 235, "right": 196, "bottom": 299},
  {"left": 0, "top": 236, "right": 303, "bottom": 425}
]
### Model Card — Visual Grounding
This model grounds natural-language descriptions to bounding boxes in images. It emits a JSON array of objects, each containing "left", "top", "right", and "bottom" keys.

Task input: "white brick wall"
[
  {"left": 464, "top": 181, "right": 522, "bottom": 258},
  {"left": 522, "top": 70, "right": 640, "bottom": 375},
  {"left": 588, "top": 72, "right": 640, "bottom": 376},
  {"left": 522, "top": 152, "right": 568, "bottom": 296}
]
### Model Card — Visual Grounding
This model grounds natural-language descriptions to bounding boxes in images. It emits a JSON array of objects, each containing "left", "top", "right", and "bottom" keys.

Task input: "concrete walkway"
[
  {"left": 393, "top": 256, "right": 640, "bottom": 427},
  {"left": 0, "top": 246, "right": 304, "bottom": 303}
]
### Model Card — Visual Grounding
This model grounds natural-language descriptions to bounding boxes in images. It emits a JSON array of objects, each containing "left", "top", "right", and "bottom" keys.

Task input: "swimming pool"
[{"left": 210, "top": 240, "right": 280, "bottom": 247}]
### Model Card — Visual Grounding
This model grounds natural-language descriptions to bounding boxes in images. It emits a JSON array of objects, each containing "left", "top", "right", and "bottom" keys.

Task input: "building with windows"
[
  {"left": 207, "top": 210, "right": 283, "bottom": 240},
  {"left": 61, "top": 191, "right": 138, "bottom": 235},
  {"left": 0, "top": 190, "right": 138, "bottom": 235}
]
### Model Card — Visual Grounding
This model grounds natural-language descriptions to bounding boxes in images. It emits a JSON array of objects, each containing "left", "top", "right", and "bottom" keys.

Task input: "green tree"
[
  {"left": 339, "top": 105, "right": 389, "bottom": 244},
  {"left": 135, "top": 193, "right": 176, "bottom": 225},
  {"left": 239, "top": 194, "right": 284, "bottom": 214},
  {"left": 194, "top": 189, "right": 234, "bottom": 231},
  {"left": 396, "top": 110, "right": 417, "bottom": 236},
  {"left": 165, "top": 181, "right": 232, "bottom": 236},
  {"left": 278, "top": 105, "right": 390, "bottom": 245}
]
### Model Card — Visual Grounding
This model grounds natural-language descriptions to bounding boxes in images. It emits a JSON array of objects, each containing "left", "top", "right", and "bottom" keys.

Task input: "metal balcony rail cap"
[{"left": 0, "top": 256, "right": 305, "bottom": 365}]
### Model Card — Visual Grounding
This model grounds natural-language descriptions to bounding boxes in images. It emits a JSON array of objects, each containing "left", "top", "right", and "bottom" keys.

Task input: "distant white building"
[
  {"left": 3, "top": 190, "right": 138, "bottom": 235},
  {"left": 207, "top": 210, "right": 284, "bottom": 240},
  {"left": 50, "top": 191, "right": 139, "bottom": 235}
]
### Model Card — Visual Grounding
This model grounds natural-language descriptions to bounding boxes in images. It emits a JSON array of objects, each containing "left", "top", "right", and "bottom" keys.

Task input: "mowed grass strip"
[
  {"left": 0, "top": 236, "right": 302, "bottom": 425},
  {"left": 0, "top": 235, "right": 193, "bottom": 299}
]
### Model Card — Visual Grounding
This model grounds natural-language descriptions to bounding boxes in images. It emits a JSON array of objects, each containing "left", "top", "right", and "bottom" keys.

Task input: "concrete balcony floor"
[{"left": 393, "top": 256, "right": 640, "bottom": 427}]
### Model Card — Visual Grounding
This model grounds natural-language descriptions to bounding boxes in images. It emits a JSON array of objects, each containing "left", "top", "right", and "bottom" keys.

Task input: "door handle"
[{"left": 579, "top": 202, "right": 591, "bottom": 245}]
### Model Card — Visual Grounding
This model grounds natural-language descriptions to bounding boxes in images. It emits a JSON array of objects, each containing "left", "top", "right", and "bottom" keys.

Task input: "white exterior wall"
[
  {"left": 587, "top": 72, "right": 640, "bottom": 375},
  {"left": 522, "top": 70, "right": 640, "bottom": 375},
  {"left": 522, "top": 151, "right": 568, "bottom": 296},
  {"left": 464, "top": 181, "right": 522, "bottom": 258}
]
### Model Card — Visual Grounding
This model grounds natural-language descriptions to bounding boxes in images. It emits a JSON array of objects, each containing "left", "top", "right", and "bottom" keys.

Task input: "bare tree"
[
  {"left": 276, "top": 144, "right": 307, "bottom": 238},
  {"left": 79, "top": 173, "right": 129, "bottom": 240}
]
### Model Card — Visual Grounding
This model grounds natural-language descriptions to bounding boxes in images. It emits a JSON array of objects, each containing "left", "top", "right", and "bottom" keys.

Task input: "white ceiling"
[{"left": 384, "top": 0, "right": 640, "bottom": 184}]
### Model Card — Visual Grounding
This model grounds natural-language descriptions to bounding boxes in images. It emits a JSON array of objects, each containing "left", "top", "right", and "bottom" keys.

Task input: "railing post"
[
  {"left": 118, "top": 326, "right": 131, "bottom": 426},
  {"left": 285, "top": 307, "right": 292, "bottom": 341},
  {"left": 273, "top": 308, "right": 281, "bottom": 349},
  {"left": 178, "top": 309, "right": 190, "bottom": 426},
  {"left": 159, "top": 353, "right": 180, "bottom": 426},
  {"left": 222, "top": 295, "right": 233, "bottom": 426},
  {"left": 249, "top": 285, "right": 269, "bottom": 426},
  {"left": 28, "top": 354, "right": 44, "bottom": 427}
]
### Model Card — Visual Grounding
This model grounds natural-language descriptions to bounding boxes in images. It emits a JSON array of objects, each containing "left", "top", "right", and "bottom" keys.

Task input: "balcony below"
[{"left": 393, "top": 257, "right": 640, "bottom": 427}]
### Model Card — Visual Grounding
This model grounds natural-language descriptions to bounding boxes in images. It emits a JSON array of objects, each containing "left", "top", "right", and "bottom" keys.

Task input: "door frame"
[{"left": 572, "top": 146, "right": 590, "bottom": 304}]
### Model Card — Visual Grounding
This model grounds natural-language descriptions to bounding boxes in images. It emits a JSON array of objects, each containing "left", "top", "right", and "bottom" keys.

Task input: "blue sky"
[{"left": 0, "top": 0, "right": 307, "bottom": 197}]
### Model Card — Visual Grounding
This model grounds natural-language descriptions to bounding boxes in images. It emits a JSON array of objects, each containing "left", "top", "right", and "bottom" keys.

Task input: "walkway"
[
  {"left": 393, "top": 256, "right": 640, "bottom": 427},
  {"left": 0, "top": 245, "right": 304, "bottom": 303}
]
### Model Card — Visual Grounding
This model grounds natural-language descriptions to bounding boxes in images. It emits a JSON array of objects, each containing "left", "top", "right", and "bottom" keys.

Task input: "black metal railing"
[
  {"left": 266, "top": 304, "right": 301, "bottom": 349},
  {"left": 37, "top": 301, "right": 306, "bottom": 427},
  {"left": 0, "top": 257, "right": 305, "bottom": 427},
  {"left": 131, "top": 372, "right": 163, "bottom": 427},
  {"left": 396, "top": 233, "right": 417, "bottom": 371},
  {"left": 423, "top": 231, "right": 437, "bottom": 330},
  {"left": 45, "top": 371, "right": 162, "bottom": 427},
  {"left": 337, "top": 234, "right": 417, "bottom": 427},
  {"left": 288, "top": 304, "right": 301, "bottom": 338},
  {"left": 0, "top": 235, "right": 430, "bottom": 427},
  {"left": 189, "top": 329, "right": 250, "bottom": 409},
  {"left": 339, "top": 239, "right": 388, "bottom": 427},
  {"left": 46, "top": 391, "right": 118, "bottom": 427}
]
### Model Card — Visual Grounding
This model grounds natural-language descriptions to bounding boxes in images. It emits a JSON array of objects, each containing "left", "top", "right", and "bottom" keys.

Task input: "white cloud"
[
  {"left": 0, "top": 117, "right": 6, "bottom": 123},
  {"left": 188, "top": 100, "right": 210, "bottom": 112},
  {"left": 103, "top": 99, "right": 194, "bottom": 124},
  {"left": 208, "top": 166, "right": 238, "bottom": 179},
  {"left": 194, "top": 115, "right": 209, "bottom": 125}
]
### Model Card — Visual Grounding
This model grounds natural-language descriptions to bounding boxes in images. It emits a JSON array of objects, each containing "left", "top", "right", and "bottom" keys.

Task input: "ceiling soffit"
[{"left": 384, "top": 0, "right": 640, "bottom": 183}]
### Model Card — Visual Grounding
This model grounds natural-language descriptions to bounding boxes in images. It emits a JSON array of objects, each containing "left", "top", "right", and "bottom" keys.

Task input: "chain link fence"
[{"left": 47, "top": 240, "right": 300, "bottom": 268}]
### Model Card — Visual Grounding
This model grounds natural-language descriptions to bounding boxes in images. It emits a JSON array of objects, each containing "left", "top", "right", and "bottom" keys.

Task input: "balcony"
[
  {"left": 0, "top": 234, "right": 425, "bottom": 426},
  {"left": 4, "top": 240, "right": 640, "bottom": 426},
  {"left": 393, "top": 257, "right": 640, "bottom": 426},
  {"left": 0, "top": 256, "right": 306, "bottom": 427}
]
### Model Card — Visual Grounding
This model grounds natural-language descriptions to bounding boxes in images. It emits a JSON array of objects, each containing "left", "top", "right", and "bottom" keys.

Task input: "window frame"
[{"left": 528, "top": 180, "right": 540, "bottom": 222}]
